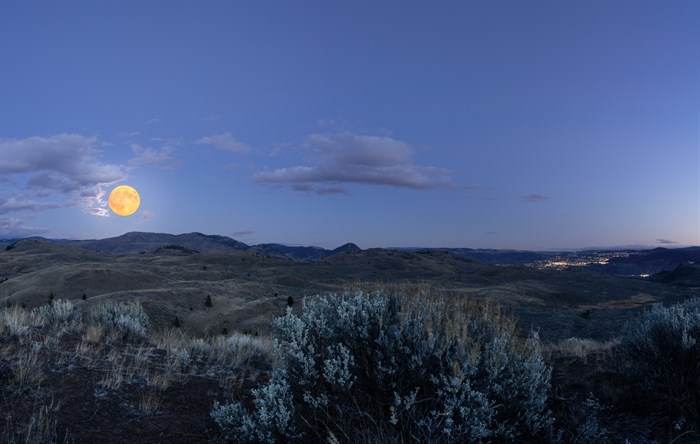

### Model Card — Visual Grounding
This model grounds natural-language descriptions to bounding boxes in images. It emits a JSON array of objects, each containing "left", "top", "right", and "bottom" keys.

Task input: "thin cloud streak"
[
  {"left": 656, "top": 238, "right": 677, "bottom": 244},
  {"left": 519, "top": 194, "right": 549, "bottom": 202},
  {"left": 195, "top": 133, "right": 251, "bottom": 153}
]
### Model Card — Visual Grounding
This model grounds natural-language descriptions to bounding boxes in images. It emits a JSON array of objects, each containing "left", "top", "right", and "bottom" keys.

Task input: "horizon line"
[{"left": 1, "top": 231, "right": 697, "bottom": 252}]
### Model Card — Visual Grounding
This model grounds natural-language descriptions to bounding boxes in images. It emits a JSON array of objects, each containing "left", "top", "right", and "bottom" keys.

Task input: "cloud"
[
  {"left": 0, "top": 198, "right": 67, "bottom": 215},
  {"left": 195, "top": 132, "right": 252, "bottom": 153},
  {"left": 146, "top": 118, "right": 163, "bottom": 125},
  {"left": 232, "top": 230, "right": 254, "bottom": 237},
  {"left": 136, "top": 209, "right": 154, "bottom": 223},
  {"left": 656, "top": 238, "right": 677, "bottom": 244},
  {"left": 117, "top": 131, "right": 140, "bottom": 137},
  {"left": 128, "top": 144, "right": 179, "bottom": 168},
  {"left": 0, "top": 218, "right": 50, "bottom": 238},
  {"left": 0, "top": 134, "right": 123, "bottom": 185},
  {"left": 0, "top": 134, "right": 125, "bottom": 218},
  {"left": 519, "top": 194, "right": 549, "bottom": 202},
  {"left": 316, "top": 118, "right": 337, "bottom": 127},
  {"left": 79, "top": 185, "right": 110, "bottom": 217},
  {"left": 253, "top": 132, "right": 458, "bottom": 194}
]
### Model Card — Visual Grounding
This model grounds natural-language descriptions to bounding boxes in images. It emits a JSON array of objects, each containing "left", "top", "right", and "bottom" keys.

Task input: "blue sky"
[{"left": 1, "top": 1, "right": 698, "bottom": 250}]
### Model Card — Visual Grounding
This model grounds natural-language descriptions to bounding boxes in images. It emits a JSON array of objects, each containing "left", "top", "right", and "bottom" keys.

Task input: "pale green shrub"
[
  {"left": 619, "top": 297, "right": 700, "bottom": 438},
  {"left": 89, "top": 301, "right": 150, "bottom": 341},
  {"left": 212, "top": 290, "right": 552, "bottom": 443},
  {"left": 32, "top": 299, "right": 79, "bottom": 330}
]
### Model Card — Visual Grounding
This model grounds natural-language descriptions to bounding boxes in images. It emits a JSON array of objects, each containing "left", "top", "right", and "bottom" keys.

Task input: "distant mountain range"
[
  {"left": 0, "top": 231, "right": 362, "bottom": 261},
  {"left": 1, "top": 232, "right": 699, "bottom": 276}
]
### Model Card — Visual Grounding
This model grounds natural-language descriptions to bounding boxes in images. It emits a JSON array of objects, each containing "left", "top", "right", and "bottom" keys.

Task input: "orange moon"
[{"left": 108, "top": 185, "right": 140, "bottom": 216}]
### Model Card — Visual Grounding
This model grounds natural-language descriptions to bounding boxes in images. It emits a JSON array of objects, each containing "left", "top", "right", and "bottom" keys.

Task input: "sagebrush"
[
  {"left": 619, "top": 297, "right": 700, "bottom": 440},
  {"left": 212, "top": 290, "right": 553, "bottom": 443}
]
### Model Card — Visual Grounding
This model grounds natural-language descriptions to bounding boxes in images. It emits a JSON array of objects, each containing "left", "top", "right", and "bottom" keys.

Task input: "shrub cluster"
[
  {"left": 619, "top": 297, "right": 700, "bottom": 438},
  {"left": 212, "top": 290, "right": 552, "bottom": 443},
  {"left": 89, "top": 301, "right": 150, "bottom": 341},
  {"left": 32, "top": 299, "right": 78, "bottom": 326}
]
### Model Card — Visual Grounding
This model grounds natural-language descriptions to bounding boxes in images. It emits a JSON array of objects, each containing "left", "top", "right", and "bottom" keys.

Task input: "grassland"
[{"left": 0, "top": 239, "right": 698, "bottom": 442}]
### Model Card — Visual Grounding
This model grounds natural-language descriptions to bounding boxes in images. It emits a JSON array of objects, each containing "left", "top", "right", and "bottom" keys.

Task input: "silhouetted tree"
[
  {"left": 287, "top": 296, "right": 294, "bottom": 307},
  {"left": 205, "top": 295, "right": 213, "bottom": 308},
  {"left": 173, "top": 316, "right": 181, "bottom": 328}
]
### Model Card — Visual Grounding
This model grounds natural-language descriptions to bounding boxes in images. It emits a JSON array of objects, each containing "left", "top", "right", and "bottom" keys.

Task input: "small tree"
[
  {"left": 286, "top": 296, "right": 294, "bottom": 307},
  {"left": 205, "top": 295, "right": 213, "bottom": 308},
  {"left": 173, "top": 316, "right": 181, "bottom": 328}
]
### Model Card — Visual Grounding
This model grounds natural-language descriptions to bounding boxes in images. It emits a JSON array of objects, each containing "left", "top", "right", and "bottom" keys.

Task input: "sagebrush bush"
[
  {"left": 619, "top": 297, "right": 700, "bottom": 438},
  {"left": 89, "top": 301, "right": 150, "bottom": 341},
  {"left": 32, "top": 299, "right": 79, "bottom": 329},
  {"left": 212, "top": 290, "right": 552, "bottom": 443}
]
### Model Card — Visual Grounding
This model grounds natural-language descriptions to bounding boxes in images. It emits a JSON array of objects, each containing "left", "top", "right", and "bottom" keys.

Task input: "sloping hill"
[
  {"left": 649, "top": 263, "right": 700, "bottom": 287},
  {"left": 1, "top": 238, "right": 698, "bottom": 342},
  {"left": 246, "top": 243, "right": 329, "bottom": 260},
  {"left": 68, "top": 231, "right": 249, "bottom": 253}
]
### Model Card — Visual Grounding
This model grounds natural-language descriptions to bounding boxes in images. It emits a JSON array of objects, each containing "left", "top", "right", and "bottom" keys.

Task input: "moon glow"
[{"left": 108, "top": 185, "right": 141, "bottom": 216}]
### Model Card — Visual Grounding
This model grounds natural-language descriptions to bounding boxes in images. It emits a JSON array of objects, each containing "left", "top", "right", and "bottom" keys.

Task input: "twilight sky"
[{"left": 0, "top": 1, "right": 698, "bottom": 250}]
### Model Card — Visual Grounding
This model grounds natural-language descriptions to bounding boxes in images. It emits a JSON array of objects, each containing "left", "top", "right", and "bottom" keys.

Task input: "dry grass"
[
  {"left": 546, "top": 336, "right": 621, "bottom": 362},
  {"left": 0, "top": 298, "right": 278, "bottom": 442},
  {"left": 10, "top": 344, "right": 45, "bottom": 394},
  {"left": 0, "top": 305, "right": 31, "bottom": 337},
  {"left": 1, "top": 397, "right": 69, "bottom": 444},
  {"left": 137, "top": 389, "right": 161, "bottom": 417},
  {"left": 83, "top": 324, "right": 103, "bottom": 344}
]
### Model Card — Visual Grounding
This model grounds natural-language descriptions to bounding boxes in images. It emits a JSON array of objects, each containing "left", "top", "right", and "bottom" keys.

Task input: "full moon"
[{"left": 108, "top": 185, "right": 140, "bottom": 216}]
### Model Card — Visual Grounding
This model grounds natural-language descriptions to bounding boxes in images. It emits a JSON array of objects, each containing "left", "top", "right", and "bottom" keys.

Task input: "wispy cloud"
[
  {"left": 195, "top": 132, "right": 251, "bottom": 153},
  {"left": 146, "top": 118, "right": 163, "bottom": 125},
  {"left": 519, "top": 194, "right": 549, "bottom": 202},
  {"left": 79, "top": 185, "right": 110, "bottom": 217},
  {"left": 232, "top": 229, "right": 254, "bottom": 237},
  {"left": 656, "top": 238, "right": 677, "bottom": 244},
  {"left": 136, "top": 209, "right": 154, "bottom": 223},
  {"left": 0, "top": 198, "right": 67, "bottom": 215},
  {"left": 316, "top": 118, "right": 337, "bottom": 127},
  {"left": 128, "top": 144, "right": 180, "bottom": 168},
  {"left": 253, "top": 132, "right": 459, "bottom": 194},
  {"left": 0, "top": 134, "right": 125, "bottom": 218},
  {"left": 204, "top": 114, "right": 221, "bottom": 122},
  {"left": 117, "top": 131, "right": 140, "bottom": 137}
]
